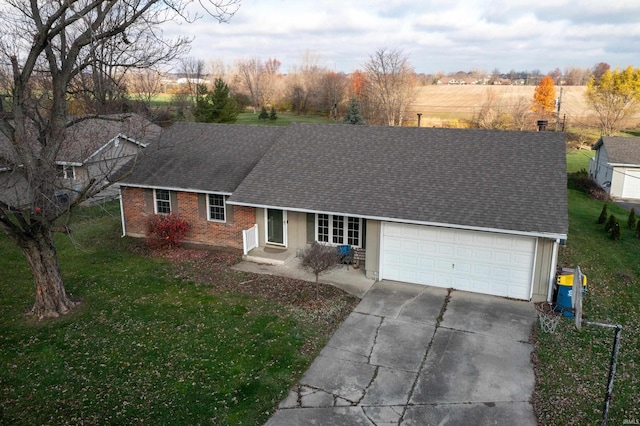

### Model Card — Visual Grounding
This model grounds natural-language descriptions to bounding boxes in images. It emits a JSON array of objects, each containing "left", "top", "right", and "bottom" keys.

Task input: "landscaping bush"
[
  {"left": 611, "top": 219, "right": 622, "bottom": 240},
  {"left": 146, "top": 214, "right": 190, "bottom": 249},
  {"left": 604, "top": 214, "right": 616, "bottom": 233},
  {"left": 597, "top": 204, "right": 608, "bottom": 224},
  {"left": 569, "top": 169, "right": 609, "bottom": 200},
  {"left": 628, "top": 208, "right": 637, "bottom": 229}
]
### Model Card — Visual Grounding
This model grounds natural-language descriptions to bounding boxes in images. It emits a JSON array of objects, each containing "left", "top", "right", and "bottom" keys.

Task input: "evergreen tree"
[
  {"left": 269, "top": 106, "right": 278, "bottom": 120},
  {"left": 628, "top": 208, "right": 637, "bottom": 229},
  {"left": 597, "top": 204, "right": 608, "bottom": 224},
  {"left": 605, "top": 214, "right": 616, "bottom": 233},
  {"left": 258, "top": 106, "right": 269, "bottom": 120},
  {"left": 193, "top": 78, "right": 239, "bottom": 123},
  {"left": 343, "top": 98, "right": 366, "bottom": 125},
  {"left": 611, "top": 219, "right": 621, "bottom": 240}
]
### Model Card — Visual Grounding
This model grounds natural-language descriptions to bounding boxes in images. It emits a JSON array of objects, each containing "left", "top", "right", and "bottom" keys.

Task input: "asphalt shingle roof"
[
  {"left": 593, "top": 136, "right": 640, "bottom": 165},
  {"left": 122, "top": 123, "right": 283, "bottom": 193},
  {"left": 0, "top": 113, "right": 161, "bottom": 165},
  {"left": 229, "top": 123, "right": 568, "bottom": 236}
]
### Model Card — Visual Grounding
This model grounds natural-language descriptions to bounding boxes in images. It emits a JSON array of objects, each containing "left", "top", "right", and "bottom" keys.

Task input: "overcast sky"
[{"left": 162, "top": 0, "right": 640, "bottom": 74}]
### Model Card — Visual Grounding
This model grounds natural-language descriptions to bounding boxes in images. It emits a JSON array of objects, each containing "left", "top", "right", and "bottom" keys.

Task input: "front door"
[{"left": 266, "top": 209, "right": 287, "bottom": 245}]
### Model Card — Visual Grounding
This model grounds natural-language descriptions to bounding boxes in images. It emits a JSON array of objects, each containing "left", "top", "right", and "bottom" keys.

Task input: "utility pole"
[{"left": 555, "top": 87, "right": 563, "bottom": 131}]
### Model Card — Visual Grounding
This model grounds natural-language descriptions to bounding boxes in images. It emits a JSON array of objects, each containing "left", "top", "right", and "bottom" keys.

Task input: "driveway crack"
[{"left": 398, "top": 288, "right": 452, "bottom": 425}]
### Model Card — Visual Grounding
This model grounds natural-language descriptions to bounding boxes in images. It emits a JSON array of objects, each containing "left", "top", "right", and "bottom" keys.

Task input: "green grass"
[
  {"left": 566, "top": 148, "right": 595, "bottom": 173},
  {"left": 0, "top": 203, "right": 330, "bottom": 424},
  {"left": 235, "top": 111, "right": 335, "bottom": 126},
  {"left": 534, "top": 150, "right": 640, "bottom": 424}
]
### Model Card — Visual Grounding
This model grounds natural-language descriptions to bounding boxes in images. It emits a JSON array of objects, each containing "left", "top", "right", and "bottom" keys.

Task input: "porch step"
[{"left": 244, "top": 246, "right": 297, "bottom": 265}]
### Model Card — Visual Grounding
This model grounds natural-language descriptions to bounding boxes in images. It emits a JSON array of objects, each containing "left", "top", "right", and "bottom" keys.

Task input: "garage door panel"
[
  {"left": 382, "top": 223, "right": 535, "bottom": 300},
  {"left": 622, "top": 170, "right": 640, "bottom": 199}
]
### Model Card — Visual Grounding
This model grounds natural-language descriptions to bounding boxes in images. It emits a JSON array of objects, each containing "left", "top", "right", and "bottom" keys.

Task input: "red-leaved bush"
[{"left": 146, "top": 214, "right": 190, "bottom": 249}]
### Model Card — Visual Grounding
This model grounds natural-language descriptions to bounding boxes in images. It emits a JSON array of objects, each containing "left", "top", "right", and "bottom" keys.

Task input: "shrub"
[
  {"left": 605, "top": 214, "right": 616, "bottom": 233},
  {"left": 637, "top": 220, "right": 640, "bottom": 238},
  {"left": 597, "top": 204, "right": 608, "bottom": 224},
  {"left": 611, "top": 219, "right": 621, "bottom": 240},
  {"left": 628, "top": 208, "right": 637, "bottom": 229},
  {"left": 569, "top": 169, "right": 610, "bottom": 200},
  {"left": 146, "top": 214, "right": 190, "bottom": 249}
]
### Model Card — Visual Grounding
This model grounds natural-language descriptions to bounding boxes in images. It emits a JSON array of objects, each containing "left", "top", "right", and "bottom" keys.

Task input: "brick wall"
[{"left": 121, "top": 186, "right": 256, "bottom": 249}]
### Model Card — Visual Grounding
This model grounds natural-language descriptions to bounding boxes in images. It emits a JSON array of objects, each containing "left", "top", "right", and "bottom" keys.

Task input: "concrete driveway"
[{"left": 266, "top": 281, "right": 538, "bottom": 425}]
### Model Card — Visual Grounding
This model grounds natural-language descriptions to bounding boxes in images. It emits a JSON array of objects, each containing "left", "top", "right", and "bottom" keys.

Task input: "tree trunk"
[{"left": 19, "top": 226, "right": 77, "bottom": 319}]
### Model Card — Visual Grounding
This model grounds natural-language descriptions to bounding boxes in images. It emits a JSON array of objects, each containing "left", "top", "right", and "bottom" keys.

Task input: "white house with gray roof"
[
  {"left": 589, "top": 136, "right": 640, "bottom": 200},
  {"left": 120, "top": 122, "right": 568, "bottom": 302}
]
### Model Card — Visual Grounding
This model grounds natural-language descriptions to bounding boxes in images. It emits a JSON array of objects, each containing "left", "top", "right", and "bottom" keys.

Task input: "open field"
[{"left": 407, "top": 85, "right": 593, "bottom": 127}]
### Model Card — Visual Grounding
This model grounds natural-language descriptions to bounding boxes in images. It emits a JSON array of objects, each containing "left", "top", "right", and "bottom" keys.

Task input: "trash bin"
[{"left": 555, "top": 270, "right": 587, "bottom": 318}]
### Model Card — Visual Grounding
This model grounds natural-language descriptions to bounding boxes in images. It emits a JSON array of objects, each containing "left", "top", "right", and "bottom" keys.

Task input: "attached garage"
[{"left": 380, "top": 222, "right": 537, "bottom": 300}]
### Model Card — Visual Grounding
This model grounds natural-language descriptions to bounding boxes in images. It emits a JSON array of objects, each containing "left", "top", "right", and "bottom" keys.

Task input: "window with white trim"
[
  {"left": 347, "top": 216, "right": 360, "bottom": 246},
  {"left": 56, "top": 165, "right": 75, "bottom": 180},
  {"left": 318, "top": 214, "right": 329, "bottom": 242},
  {"left": 155, "top": 189, "right": 171, "bottom": 214},
  {"left": 316, "top": 214, "right": 361, "bottom": 247},
  {"left": 208, "top": 194, "right": 226, "bottom": 222}
]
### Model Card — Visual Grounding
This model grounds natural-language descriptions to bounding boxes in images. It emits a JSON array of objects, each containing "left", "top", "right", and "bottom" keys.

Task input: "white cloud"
[{"left": 160, "top": 0, "right": 640, "bottom": 73}]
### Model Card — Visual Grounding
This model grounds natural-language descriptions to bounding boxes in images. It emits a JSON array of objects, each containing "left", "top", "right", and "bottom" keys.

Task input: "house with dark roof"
[
  {"left": 0, "top": 113, "right": 161, "bottom": 207},
  {"left": 589, "top": 136, "right": 640, "bottom": 200},
  {"left": 119, "top": 123, "right": 568, "bottom": 302}
]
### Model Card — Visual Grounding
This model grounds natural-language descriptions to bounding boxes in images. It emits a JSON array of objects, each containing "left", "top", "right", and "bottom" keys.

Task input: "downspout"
[
  {"left": 547, "top": 239, "right": 560, "bottom": 302},
  {"left": 119, "top": 187, "right": 126, "bottom": 237}
]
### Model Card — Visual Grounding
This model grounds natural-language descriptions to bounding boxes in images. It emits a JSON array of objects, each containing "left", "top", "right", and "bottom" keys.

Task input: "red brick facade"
[{"left": 121, "top": 186, "right": 256, "bottom": 249}]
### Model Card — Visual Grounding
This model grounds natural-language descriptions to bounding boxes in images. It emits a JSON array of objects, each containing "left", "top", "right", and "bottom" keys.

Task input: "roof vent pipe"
[{"left": 537, "top": 119, "right": 548, "bottom": 131}]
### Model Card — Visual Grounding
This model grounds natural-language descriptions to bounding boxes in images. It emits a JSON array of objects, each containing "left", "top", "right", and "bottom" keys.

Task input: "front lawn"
[
  {"left": 534, "top": 150, "right": 640, "bottom": 424},
  {"left": 0, "top": 202, "right": 357, "bottom": 424}
]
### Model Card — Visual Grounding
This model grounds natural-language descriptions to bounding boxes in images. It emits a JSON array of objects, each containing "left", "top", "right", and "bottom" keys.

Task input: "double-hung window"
[
  {"left": 155, "top": 189, "right": 171, "bottom": 214},
  {"left": 208, "top": 194, "right": 226, "bottom": 222},
  {"left": 317, "top": 214, "right": 361, "bottom": 247},
  {"left": 57, "top": 165, "right": 75, "bottom": 180}
]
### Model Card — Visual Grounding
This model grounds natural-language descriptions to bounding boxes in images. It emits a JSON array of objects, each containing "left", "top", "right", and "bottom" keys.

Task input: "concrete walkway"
[
  {"left": 266, "top": 281, "right": 538, "bottom": 425},
  {"left": 232, "top": 257, "right": 375, "bottom": 298}
]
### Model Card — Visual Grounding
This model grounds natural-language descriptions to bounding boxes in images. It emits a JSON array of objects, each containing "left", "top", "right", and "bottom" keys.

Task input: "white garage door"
[
  {"left": 381, "top": 223, "right": 536, "bottom": 299},
  {"left": 622, "top": 169, "right": 640, "bottom": 200}
]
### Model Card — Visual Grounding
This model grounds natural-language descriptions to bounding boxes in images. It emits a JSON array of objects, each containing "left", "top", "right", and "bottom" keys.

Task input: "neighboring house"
[
  {"left": 589, "top": 136, "right": 640, "bottom": 200},
  {"left": 120, "top": 123, "right": 568, "bottom": 302},
  {"left": 0, "top": 113, "right": 161, "bottom": 207}
]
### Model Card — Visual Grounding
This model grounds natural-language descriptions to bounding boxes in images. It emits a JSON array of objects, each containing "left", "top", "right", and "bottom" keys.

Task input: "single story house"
[
  {"left": 119, "top": 123, "right": 568, "bottom": 302},
  {"left": 589, "top": 136, "right": 640, "bottom": 200}
]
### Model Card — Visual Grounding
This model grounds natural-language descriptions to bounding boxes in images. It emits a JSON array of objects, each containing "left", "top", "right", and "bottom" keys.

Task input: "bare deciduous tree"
[
  {"left": 300, "top": 242, "right": 339, "bottom": 299},
  {"left": 179, "top": 56, "right": 207, "bottom": 107},
  {"left": 236, "top": 57, "right": 263, "bottom": 112},
  {"left": 0, "top": 0, "right": 239, "bottom": 319},
  {"left": 363, "top": 48, "right": 416, "bottom": 126},
  {"left": 129, "top": 68, "right": 165, "bottom": 106}
]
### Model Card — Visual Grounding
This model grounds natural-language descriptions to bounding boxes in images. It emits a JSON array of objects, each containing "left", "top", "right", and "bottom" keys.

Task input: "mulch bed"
[{"left": 141, "top": 245, "right": 360, "bottom": 334}]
